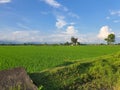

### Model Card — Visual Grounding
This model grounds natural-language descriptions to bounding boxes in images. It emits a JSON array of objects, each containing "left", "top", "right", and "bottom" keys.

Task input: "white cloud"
[
  {"left": 68, "top": 12, "right": 80, "bottom": 19},
  {"left": 56, "top": 16, "right": 67, "bottom": 29},
  {"left": 0, "top": 29, "right": 102, "bottom": 44},
  {"left": 0, "top": 27, "right": 79, "bottom": 43},
  {"left": 0, "top": 0, "right": 11, "bottom": 3},
  {"left": 77, "top": 34, "right": 99, "bottom": 43},
  {"left": 63, "top": 7, "right": 68, "bottom": 12},
  {"left": 65, "top": 26, "right": 78, "bottom": 35},
  {"left": 0, "top": 26, "right": 111, "bottom": 44},
  {"left": 70, "top": 22, "right": 75, "bottom": 25},
  {"left": 46, "top": 25, "right": 79, "bottom": 43},
  {"left": 106, "top": 16, "right": 110, "bottom": 20},
  {"left": 108, "top": 10, "right": 120, "bottom": 24},
  {"left": 44, "top": 26, "right": 78, "bottom": 43},
  {"left": 17, "top": 23, "right": 31, "bottom": 30},
  {"left": 42, "top": 0, "right": 79, "bottom": 19},
  {"left": 118, "top": 34, "right": 120, "bottom": 38},
  {"left": 113, "top": 20, "right": 120, "bottom": 23},
  {"left": 42, "top": 0, "right": 80, "bottom": 30},
  {"left": 110, "top": 10, "right": 120, "bottom": 16},
  {"left": 44, "top": 0, "right": 61, "bottom": 8},
  {"left": 97, "top": 26, "right": 114, "bottom": 40},
  {"left": 0, "top": 30, "right": 43, "bottom": 43}
]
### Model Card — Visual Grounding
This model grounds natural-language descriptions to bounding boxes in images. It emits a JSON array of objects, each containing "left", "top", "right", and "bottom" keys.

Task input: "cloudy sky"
[{"left": 0, "top": 0, "right": 120, "bottom": 43}]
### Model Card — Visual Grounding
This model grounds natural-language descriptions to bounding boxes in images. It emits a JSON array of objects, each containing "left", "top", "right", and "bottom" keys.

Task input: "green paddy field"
[
  {"left": 0, "top": 45, "right": 120, "bottom": 89},
  {"left": 0, "top": 45, "right": 119, "bottom": 72}
]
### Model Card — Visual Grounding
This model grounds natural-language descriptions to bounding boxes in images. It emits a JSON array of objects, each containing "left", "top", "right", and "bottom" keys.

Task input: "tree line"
[
  {"left": 0, "top": 33, "right": 117, "bottom": 46},
  {"left": 70, "top": 33, "right": 116, "bottom": 46}
]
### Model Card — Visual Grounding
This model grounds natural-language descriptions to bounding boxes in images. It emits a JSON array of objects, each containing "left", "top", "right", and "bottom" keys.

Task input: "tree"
[
  {"left": 77, "top": 42, "right": 81, "bottom": 45},
  {"left": 71, "top": 37, "right": 78, "bottom": 45},
  {"left": 104, "top": 33, "right": 115, "bottom": 45},
  {"left": 64, "top": 42, "right": 71, "bottom": 45}
]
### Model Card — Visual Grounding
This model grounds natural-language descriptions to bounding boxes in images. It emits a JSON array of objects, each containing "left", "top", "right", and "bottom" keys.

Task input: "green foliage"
[
  {"left": 30, "top": 52, "right": 120, "bottom": 90},
  {"left": 105, "top": 33, "right": 115, "bottom": 45},
  {"left": 38, "top": 85, "right": 44, "bottom": 90},
  {"left": 71, "top": 36, "right": 78, "bottom": 45},
  {"left": 64, "top": 42, "right": 71, "bottom": 45}
]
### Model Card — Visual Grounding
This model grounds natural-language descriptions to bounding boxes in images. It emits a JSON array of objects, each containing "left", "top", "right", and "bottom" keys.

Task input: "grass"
[
  {"left": 30, "top": 52, "right": 120, "bottom": 90},
  {"left": 0, "top": 45, "right": 119, "bottom": 72},
  {"left": 0, "top": 45, "right": 120, "bottom": 89}
]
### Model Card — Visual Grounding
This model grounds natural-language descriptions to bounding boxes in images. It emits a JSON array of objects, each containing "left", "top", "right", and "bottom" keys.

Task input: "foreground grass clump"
[
  {"left": 30, "top": 52, "right": 120, "bottom": 90},
  {"left": 0, "top": 45, "right": 120, "bottom": 72}
]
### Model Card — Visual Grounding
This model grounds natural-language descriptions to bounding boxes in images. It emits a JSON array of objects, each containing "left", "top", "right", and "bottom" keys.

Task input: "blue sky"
[{"left": 0, "top": 0, "right": 120, "bottom": 43}]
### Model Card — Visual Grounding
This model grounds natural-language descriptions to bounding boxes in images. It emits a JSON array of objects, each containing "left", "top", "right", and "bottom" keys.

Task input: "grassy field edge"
[{"left": 30, "top": 51, "right": 120, "bottom": 90}]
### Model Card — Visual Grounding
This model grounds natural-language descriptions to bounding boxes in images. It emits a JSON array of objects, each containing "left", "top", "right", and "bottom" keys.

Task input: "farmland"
[
  {"left": 30, "top": 51, "right": 120, "bottom": 90},
  {"left": 0, "top": 45, "right": 120, "bottom": 89},
  {"left": 0, "top": 45, "right": 119, "bottom": 72}
]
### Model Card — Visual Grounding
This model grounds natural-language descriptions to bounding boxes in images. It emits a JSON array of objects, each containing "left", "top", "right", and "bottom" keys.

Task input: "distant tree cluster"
[
  {"left": 71, "top": 37, "right": 78, "bottom": 45},
  {"left": 0, "top": 34, "right": 118, "bottom": 46},
  {"left": 104, "top": 33, "right": 115, "bottom": 45},
  {"left": 71, "top": 37, "right": 80, "bottom": 45}
]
